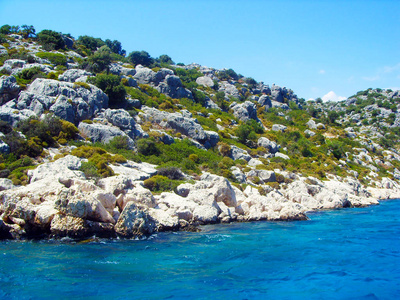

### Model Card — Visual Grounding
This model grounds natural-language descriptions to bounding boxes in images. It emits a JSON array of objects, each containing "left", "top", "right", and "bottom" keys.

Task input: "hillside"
[{"left": 1, "top": 25, "right": 400, "bottom": 240}]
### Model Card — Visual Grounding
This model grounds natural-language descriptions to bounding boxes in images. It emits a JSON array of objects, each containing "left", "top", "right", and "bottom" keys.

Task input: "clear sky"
[{"left": 1, "top": 0, "right": 399, "bottom": 100}]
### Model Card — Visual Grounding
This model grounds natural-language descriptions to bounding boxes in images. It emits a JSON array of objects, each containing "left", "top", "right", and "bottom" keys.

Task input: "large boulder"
[
  {"left": 115, "top": 202, "right": 156, "bottom": 238},
  {"left": 257, "top": 137, "right": 280, "bottom": 154},
  {"left": 109, "top": 63, "right": 136, "bottom": 76},
  {"left": 156, "top": 75, "right": 192, "bottom": 99},
  {"left": 230, "top": 145, "right": 251, "bottom": 161},
  {"left": 230, "top": 101, "right": 258, "bottom": 122},
  {"left": 141, "top": 107, "right": 219, "bottom": 147},
  {"left": 78, "top": 122, "right": 135, "bottom": 147},
  {"left": 0, "top": 138, "right": 10, "bottom": 154},
  {"left": 133, "top": 65, "right": 192, "bottom": 99},
  {"left": 0, "top": 75, "right": 20, "bottom": 105},
  {"left": 28, "top": 155, "right": 85, "bottom": 183},
  {"left": 58, "top": 69, "right": 93, "bottom": 83},
  {"left": 196, "top": 76, "right": 214, "bottom": 87},
  {"left": 258, "top": 95, "right": 272, "bottom": 109},
  {"left": 219, "top": 81, "right": 240, "bottom": 99},
  {"left": 272, "top": 124, "right": 287, "bottom": 132},
  {"left": 16, "top": 78, "right": 108, "bottom": 124},
  {"left": 0, "top": 100, "right": 36, "bottom": 127}
]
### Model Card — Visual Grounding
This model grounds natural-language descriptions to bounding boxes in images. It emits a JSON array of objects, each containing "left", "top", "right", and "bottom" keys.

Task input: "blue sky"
[{"left": 1, "top": 0, "right": 399, "bottom": 100}]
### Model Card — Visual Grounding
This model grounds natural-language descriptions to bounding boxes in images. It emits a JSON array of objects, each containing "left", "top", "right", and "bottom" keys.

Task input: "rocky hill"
[{"left": 1, "top": 26, "right": 400, "bottom": 240}]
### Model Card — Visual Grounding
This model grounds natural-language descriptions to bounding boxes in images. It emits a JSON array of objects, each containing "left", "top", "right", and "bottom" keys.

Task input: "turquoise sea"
[{"left": 0, "top": 199, "right": 399, "bottom": 300}]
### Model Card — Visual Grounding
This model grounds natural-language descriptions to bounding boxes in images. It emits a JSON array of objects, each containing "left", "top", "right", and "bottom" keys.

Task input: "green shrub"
[
  {"left": 143, "top": 175, "right": 183, "bottom": 193},
  {"left": 107, "top": 135, "right": 131, "bottom": 150},
  {"left": 35, "top": 52, "right": 67, "bottom": 66},
  {"left": 0, "top": 120, "right": 12, "bottom": 134},
  {"left": 105, "top": 39, "right": 126, "bottom": 56},
  {"left": 17, "top": 115, "right": 65, "bottom": 147},
  {"left": 85, "top": 45, "right": 112, "bottom": 72},
  {"left": 156, "top": 166, "right": 184, "bottom": 180},
  {"left": 127, "top": 50, "right": 154, "bottom": 67},
  {"left": 75, "top": 35, "right": 105, "bottom": 53},
  {"left": 137, "top": 138, "right": 160, "bottom": 156},
  {"left": 18, "top": 66, "right": 44, "bottom": 81},
  {"left": 37, "top": 29, "right": 65, "bottom": 50},
  {"left": 87, "top": 74, "right": 126, "bottom": 107},
  {"left": 80, "top": 161, "right": 100, "bottom": 181},
  {"left": 73, "top": 81, "right": 91, "bottom": 90}
]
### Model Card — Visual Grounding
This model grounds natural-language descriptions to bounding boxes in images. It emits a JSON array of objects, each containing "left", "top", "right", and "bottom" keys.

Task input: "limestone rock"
[
  {"left": 16, "top": 79, "right": 108, "bottom": 124},
  {"left": 116, "top": 183, "right": 156, "bottom": 211},
  {"left": 109, "top": 63, "right": 136, "bottom": 76},
  {"left": 304, "top": 129, "right": 316, "bottom": 137},
  {"left": 141, "top": 107, "right": 218, "bottom": 147},
  {"left": 219, "top": 81, "right": 240, "bottom": 99},
  {"left": 258, "top": 95, "right": 272, "bottom": 108},
  {"left": 28, "top": 155, "right": 85, "bottom": 183},
  {"left": 0, "top": 138, "right": 10, "bottom": 154},
  {"left": 78, "top": 122, "right": 135, "bottom": 147},
  {"left": 50, "top": 214, "right": 114, "bottom": 239},
  {"left": 115, "top": 202, "right": 156, "bottom": 238},
  {"left": 0, "top": 179, "right": 14, "bottom": 191},
  {"left": 230, "top": 145, "right": 251, "bottom": 161},
  {"left": 230, "top": 101, "right": 258, "bottom": 122},
  {"left": 272, "top": 124, "right": 287, "bottom": 132},
  {"left": 0, "top": 75, "right": 20, "bottom": 105},
  {"left": 258, "top": 137, "right": 280, "bottom": 154},
  {"left": 196, "top": 76, "right": 214, "bottom": 87},
  {"left": 58, "top": 69, "right": 93, "bottom": 83}
]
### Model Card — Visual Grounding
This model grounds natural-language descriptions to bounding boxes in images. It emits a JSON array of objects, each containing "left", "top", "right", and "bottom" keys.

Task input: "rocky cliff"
[{"left": 1, "top": 28, "right": 400, "bottom": 240}]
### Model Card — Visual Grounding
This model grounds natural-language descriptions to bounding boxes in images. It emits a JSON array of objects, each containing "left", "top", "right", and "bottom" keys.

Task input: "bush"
[
  {"left": 2, "top": 132, "right": 43, "bottom": 158},
  {"left": 0, "top": 120, "right": 12, "bottom": 134},
  {"left": 18, "top": 66, "right": 44, "bottom": 81},
  {"left": 217, "top": 68, "right": 239, "bottom": 81},
  {"left": 107, "top": 135, "right": 131, "bottom": 150},
  {"left": 76, "top": 35, "right": 105, "bottom": 53},
  {"left": 105, "top": 39, "right": 126, "bottom": 56},
  {"left": 156, "top": 166, "right": 184, "bottom": 180},
  {"left": 35, "top": 52, "right": 67, "bottom": 66},
  {"left": 17, "top": 115, "right": 63, "bottom": 147},
  {"left": 137, "top": 138, "right": 160, "bottom": 156},
  {"left": 87, "top": 74, "right": 126, "bottom": 107},
  {"left": 218, "top": 142, "right": 231, "bottom": 157},
  {"left": 127, "top": 50, "right": 153, "bottom": 67},
  {"left": 85, "top": 45, "right": 112, "bottom": 72},
  {"left": 157, "top": 54, "right": 174, "bottom": 65},
  {"left": 37, "top": 30, "right": 65, "bottom": 50},
  {"left": 143, "top": 175, "right": 183, "bottom": 193},
  {"left": 80, "top": 161, "right": 100, "bottom": 181}
]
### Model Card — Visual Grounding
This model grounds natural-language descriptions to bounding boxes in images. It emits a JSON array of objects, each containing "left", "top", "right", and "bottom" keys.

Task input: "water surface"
[{"left": 1, "top": 200, "right": 399, "bottom": 299}]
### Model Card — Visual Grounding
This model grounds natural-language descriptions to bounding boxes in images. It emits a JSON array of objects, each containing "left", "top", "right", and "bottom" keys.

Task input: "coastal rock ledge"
[{"left": 1, "top": 155, "right": 399, "bottom": 240}]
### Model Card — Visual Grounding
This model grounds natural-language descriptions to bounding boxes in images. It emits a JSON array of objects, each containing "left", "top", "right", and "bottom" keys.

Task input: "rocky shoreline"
[{"left": 1, "top": 154, "right": 399, "bottom": 241}]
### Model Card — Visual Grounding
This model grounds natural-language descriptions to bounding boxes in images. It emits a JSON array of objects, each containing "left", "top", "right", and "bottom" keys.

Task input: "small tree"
[
  {"left": 87, "top": 46, "right": 112, "bottom": 73},
  {"left": 128, "top": 50, "right": 154, "bottom": 67},
  {"left": 327, "top": 111, "right": 339, "bottom": 124},
  {"left": 0, "top": 24, "right": 11, "bottom": 35},
  {"left": 157, "top": 54, "right": 174, "bottom": 65},
  {"left": 105, "top": 39, "right": 126, "bottom": 56},
  {"left": 37, "top": 29, "right": 65, "bottom": 50},
  {"left": 20, "top": 25, "right": 36, "bottom": 38},
  {"left": 76, "top": 35, "right": 105, "bottom": 53},
  {"left": 88, "top": 74, "right": 126, "bottom": 107}
]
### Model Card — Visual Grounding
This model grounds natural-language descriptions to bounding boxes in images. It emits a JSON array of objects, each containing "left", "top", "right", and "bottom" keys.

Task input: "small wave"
[
  {"left": 94, "top": 260, "right": 120, "bottom": 265},
  {"left": 205, "top": 234, "right": 232, "bottom": 242}
]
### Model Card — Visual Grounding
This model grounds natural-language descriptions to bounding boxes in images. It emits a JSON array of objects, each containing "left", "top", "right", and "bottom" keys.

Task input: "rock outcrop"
[
  {"left": 0, "top": 75, "right": 20, "bottom": 105},
  {"left": 140, "top": 107, "right": 219, "bottom": 148},
  {"left": 16, "top": 78, "right": 108, "bottom": 124}
]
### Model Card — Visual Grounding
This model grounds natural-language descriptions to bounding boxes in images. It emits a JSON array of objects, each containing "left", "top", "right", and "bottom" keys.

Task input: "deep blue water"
[{"left": 1, "top": 200, "right": 399, "bottom": 300}]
